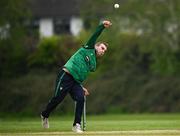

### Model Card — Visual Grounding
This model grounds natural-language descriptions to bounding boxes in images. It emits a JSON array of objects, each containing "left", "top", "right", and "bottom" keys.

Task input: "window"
[{"left": 54, "top": 18, "right": 70, "bottom": 35}]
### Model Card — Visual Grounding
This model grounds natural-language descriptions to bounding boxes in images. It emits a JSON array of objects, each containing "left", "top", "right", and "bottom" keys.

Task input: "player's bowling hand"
[{"left": 103, "top": 20, "right": 112, "bottom": 28}]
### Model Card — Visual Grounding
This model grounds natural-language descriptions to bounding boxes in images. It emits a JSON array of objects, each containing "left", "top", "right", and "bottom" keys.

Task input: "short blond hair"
[{"left": 95, "top": 42, "right": 108, "bottom": 47}]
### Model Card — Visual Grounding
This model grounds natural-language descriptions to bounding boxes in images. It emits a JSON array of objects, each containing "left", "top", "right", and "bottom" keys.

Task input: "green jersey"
[{"left": 64, "top": 23, "right": 105, "bottom": 83}]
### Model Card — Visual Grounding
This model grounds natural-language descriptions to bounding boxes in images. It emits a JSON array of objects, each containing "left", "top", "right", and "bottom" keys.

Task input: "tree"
[
  {"left": 80, "top": 0, "right": 180, "bottom": 75},
  {"left": 0, "top": 0, "right": 30, "bottom": 77}
]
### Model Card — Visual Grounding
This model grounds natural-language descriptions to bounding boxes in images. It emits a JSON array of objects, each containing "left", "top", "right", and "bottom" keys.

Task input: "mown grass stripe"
[{"left": 1, "top": 130, "right": 180, "bottom": 136}]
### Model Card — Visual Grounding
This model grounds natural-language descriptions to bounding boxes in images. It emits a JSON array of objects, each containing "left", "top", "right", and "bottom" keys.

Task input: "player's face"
[{"left": 95, "top": 43, "right": 107, "bottom": 57}]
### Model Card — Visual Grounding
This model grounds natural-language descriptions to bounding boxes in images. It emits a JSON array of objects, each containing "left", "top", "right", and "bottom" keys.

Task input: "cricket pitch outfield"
[
  {"left": 0, "top": 114, "right": 180, "bottom": 136},
  {"left": 2, "top": 130, "right": 180, "bottom": 136}
]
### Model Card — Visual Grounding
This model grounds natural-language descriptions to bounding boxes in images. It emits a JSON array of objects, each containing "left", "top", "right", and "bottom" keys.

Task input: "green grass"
[{"left": 0, "top": 114, "right": 180, "bottom": 136}]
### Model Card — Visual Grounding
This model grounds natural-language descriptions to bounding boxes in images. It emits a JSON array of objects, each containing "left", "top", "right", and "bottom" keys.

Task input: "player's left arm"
[{"left": 84, "top": 20, "right": 112, "bottom": 49}]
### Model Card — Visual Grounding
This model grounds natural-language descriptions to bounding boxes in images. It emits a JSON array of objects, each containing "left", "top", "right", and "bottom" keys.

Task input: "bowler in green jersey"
[{"left": 41, "top": 20, "right": 112, "bottom": 133}]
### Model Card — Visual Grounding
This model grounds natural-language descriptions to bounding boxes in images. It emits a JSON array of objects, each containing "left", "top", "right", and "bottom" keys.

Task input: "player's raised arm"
[{"left": 84, "top": 20, "right": 112, "bottom": 49}]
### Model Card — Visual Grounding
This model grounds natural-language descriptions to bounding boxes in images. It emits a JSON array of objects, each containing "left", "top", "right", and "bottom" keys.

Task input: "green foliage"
[
  {"left": 81, "top": 0, "right": 180, "bottom": 76},
  {"left": 0, "top": 0, "right": 30, "bottom": 77},
  {"left": 1, "top": 0, "right": 180, "bottom": 115},
  {"left": 0, "top": 0, "right": 29, "bottom": 26},
  {"left": 28, "top": 36, "right": 60, "bottom": 67},
  {"left": 0, "top": 70, "right": 76, "bottom": 115},
  {"left": 28, "top": 35, "right": 80, "bottom": 68},
  {"left": 79, "top": 0, "right": 180, "bottom": 113},
  {"left": 0, "top": 0, "right": 30, "bottom": 38},
  {"left": 86, "top": 71, "right": 180, "bottom": 114},
  {"left": 0, "top": 38, "right": 28, "bottom": 77},
  {"left": 0, "top": 71, "right": 54, "bottom": 114}
]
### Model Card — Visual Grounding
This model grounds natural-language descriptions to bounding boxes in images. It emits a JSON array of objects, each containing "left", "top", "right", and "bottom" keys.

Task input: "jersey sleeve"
[{"left": 83, "top": 23, "right": 105, "bottom": 49}]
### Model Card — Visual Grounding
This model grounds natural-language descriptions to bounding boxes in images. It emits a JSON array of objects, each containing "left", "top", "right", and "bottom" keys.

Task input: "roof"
[{"left": 29, "top": 0, "right": 82, "bottom": 18}]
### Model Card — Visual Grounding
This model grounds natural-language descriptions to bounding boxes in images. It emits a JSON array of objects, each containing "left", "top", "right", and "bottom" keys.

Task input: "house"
[{"left": 30, "top": 0, "right": 83, "bottom": 37}]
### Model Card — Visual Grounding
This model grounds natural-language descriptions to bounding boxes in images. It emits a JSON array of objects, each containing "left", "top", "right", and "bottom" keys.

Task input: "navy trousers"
[{"left": 41, "top": 69, "right": 84, "bottom": 126}]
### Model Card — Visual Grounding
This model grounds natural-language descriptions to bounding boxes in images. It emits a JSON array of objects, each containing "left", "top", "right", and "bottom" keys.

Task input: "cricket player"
[{"left": 41, "top": 20, "right": 112, "bottom": 133}]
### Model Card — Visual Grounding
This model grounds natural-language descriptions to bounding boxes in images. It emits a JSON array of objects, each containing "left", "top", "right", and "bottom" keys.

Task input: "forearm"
[{"left": 84, "top": 23, "right": 105, "bottom": 49}]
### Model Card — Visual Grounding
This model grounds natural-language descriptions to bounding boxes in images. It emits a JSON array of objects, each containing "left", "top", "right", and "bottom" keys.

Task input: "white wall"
[
  {"left": 70, "top": 17, "right": 83, "bottom": 36},
  {"left": 0, "top": 24, "right": 10, "bottom": 39},
  {"left": 39, "top": 18, "right": 54, "bottom": 38}
]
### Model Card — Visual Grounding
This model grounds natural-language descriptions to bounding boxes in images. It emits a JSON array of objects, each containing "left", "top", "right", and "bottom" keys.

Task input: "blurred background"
[{"left": 0, "top": 0, "right": 180, "bottom": 117}]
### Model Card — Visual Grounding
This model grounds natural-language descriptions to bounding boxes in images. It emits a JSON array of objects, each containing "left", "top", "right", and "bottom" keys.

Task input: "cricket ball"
[{"left": 114, "top": 3, "right": 119, "bottom": 9}]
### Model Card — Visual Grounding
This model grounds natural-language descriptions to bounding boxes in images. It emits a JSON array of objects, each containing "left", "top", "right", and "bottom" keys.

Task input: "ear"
[{"left": 95, "top": 45, "right": 98, "bottom": 50}]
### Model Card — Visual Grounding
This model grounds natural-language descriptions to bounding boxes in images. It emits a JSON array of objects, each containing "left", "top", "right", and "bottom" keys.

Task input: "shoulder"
[
  {"left": 83, "top": 44, "right": 94, "bottom": 49},
  {"left": 81, "top": 47, "right": 95, "bottom": 52}
]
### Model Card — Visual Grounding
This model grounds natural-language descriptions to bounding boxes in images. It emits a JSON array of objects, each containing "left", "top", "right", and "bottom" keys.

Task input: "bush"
[
  {"left": 86, "top": 70, "right": 180, "bottom": 114},
  {"left": 0, "top": 39, "right": 28, "bottom": 77},
  {"left": 28, "top": 35, "right": 80, "bottom": 69}
]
